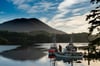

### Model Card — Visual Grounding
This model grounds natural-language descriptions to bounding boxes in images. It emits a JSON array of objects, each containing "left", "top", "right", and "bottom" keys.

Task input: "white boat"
[
  {"left": 54, "top": 52, "right": 83, "bottom": 59},
  {"left": 54, "top": 35, "right": 83, "bottom": 59},
  {"left": 48, "top": 34, "right": 83, "bottom": 60}
]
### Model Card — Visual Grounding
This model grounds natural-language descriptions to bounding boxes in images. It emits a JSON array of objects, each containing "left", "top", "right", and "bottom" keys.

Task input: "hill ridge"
[{"left": 0, "top": 18, "right": 65, "bottom": 34}]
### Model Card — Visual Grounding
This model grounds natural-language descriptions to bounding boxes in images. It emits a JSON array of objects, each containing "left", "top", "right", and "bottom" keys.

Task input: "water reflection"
[
  {"left": 48, "top": 52, "right": 82, "bottom": 66},
  {"left": 0, "top": 43, "right": 100, "bottom": 66},
  {"left": 47, "top": 43, "right": 100, "bottom": 66},
  {"left": 49, "top": 57, "right": 82, "bottom": 66},
  {"left": 0, "top": 45, "right": 46, "bottom": 61},
  {"left": 78, "top": 43, "right": 100, "bottom": 65},
  {"left": 84, "top": 52, "right": 100, "bottom": 65}
]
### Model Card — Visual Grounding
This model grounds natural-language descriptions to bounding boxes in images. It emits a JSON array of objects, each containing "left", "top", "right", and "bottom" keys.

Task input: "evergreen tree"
[
  {"left": 86, "top": 0, "right": 100, "bottom": 44},
  {"left": 86, "top": 0, "right": 100, "bottom": 54}
]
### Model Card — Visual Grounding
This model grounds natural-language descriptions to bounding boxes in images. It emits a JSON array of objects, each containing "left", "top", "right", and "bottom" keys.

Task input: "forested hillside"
[{"left": 0, "top": 31, "right": 89, "bottom": 45}]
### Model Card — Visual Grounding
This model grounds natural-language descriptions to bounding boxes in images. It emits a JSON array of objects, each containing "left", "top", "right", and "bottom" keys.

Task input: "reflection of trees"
[
  {"left": 84, "top": 52, "right": 100, "bottom": 60},
  {"left": 78, "top": 44, "right": 100, "bottom": 65},
  {"left": 83, "top": 43, "right": 100, "bottom": 65},
  {"left": 84, "top": 51, "right": 100, "bottom": 65},
  {"left": 83, "top": 43, "right": 100, "bottom": 60},
  {"left": 0, "top": 45, "right": 46, "bottom": 61}
]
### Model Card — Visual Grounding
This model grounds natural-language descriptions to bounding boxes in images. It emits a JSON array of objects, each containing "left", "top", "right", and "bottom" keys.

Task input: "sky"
[{"left": 0, "top": 0, "right": 98, "bottom": 33}]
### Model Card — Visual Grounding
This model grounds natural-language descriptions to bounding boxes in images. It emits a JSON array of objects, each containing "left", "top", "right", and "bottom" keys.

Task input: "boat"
[
  {"left": 48, "top": 34, "right": 58, "bottom": 58},
  {"left": 54, "top": 52, "right": 83, "bottom": 60},
  {"left": 55, "top": 36, "right": 83, "bottom": 59},
  {"left": 48, "top": 34, "right": 83, "bottom": 60}
]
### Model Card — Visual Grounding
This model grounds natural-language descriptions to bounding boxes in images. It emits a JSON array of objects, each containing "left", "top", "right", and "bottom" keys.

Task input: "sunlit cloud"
[
  {"left": 48, "top": 13, "right": 89, "bottom": 33},
  {"left": 45, "top": 0, "right": 94, "bottom": 33},
  {"left": 39, "top": 17, "right": 48, "bottom": 24},
  {"left": 56, "top": 0, "right": 88, "bottom": 17}
]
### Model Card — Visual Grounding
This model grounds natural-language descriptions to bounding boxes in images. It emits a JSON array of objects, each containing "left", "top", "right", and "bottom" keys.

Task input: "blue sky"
[{"left": 0, "top": 0, "right": 98, "bottom": 33}]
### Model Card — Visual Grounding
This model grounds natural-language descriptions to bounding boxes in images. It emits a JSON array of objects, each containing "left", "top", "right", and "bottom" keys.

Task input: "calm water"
[{"left": 0, "top": 43, "right": 100, "bottom": 66}]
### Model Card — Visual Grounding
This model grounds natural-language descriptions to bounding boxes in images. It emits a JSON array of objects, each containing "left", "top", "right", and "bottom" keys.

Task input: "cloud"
[
  {"left": 39, "top": 17, "right": 48, "bottom": 23},
  {"left": 8, "top": 0, "right": 57, "bottom": 13},
  {"left": 27, "top": 1, "right": 57, "bottom": 13},
  {"left": 9, "top": 0, "right": 32, "bottom": 5},
  {"left": 18, "top": 4, "right": 31, "bottom": 10},
  {"left": 49, "top": 0, "right": 90, "bottom": 22},
  {"left": 46, "top": 0, "right": 94, "bottom": 33},
  {"left": 58, "top": 0, "right": 88, "bottom": 13},
  {"left": 48, "top": 13, "right": 89, "bottom": 33},
  {"left": 58, "top": 0, "right": 77, "bottom": 11},
  {"left": 7, "top": 0, "right": 32, "bottom": 11}
]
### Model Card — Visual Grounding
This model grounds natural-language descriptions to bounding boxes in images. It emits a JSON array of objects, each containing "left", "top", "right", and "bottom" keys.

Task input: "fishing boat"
[
  {"left": 54, "top": 52, "right": 83, "bottom": 60},
  {"left": 48, "top": 34, "right": 83, "bottom": 60},
  {"left": 54, "top": 36, "right": 83, "bottom": 59},
  {"left": 48, "top": 34, "right": 58, "bottom": 58}
]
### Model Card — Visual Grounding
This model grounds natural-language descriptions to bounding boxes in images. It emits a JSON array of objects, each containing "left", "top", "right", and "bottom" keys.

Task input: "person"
[{"left": 59, "top": 45, "right": 62, "bottom": 52}]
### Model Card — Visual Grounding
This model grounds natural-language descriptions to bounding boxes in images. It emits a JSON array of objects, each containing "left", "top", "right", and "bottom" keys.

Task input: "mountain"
[{"left": 0, "top": 18, "right": 65, "bottom": 34}]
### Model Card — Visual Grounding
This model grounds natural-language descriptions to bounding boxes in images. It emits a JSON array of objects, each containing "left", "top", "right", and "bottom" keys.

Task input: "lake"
[{"left": 0, "top": 43, "right": 100, "bottom": 66}]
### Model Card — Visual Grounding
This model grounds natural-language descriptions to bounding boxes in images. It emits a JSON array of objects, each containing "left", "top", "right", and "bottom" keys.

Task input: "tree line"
[{"left": 0, "top": 31, "right": 89, "bottom": 45}]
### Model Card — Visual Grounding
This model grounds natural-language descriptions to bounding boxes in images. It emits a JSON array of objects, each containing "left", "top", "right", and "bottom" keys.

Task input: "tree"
[
  {"left": 86, "top": 0, "right": 100, "bottom": 53},
  {"left": 90, "top": 0, "right": 100, "bottom": 3},
  {"left": 86, "top": 0, "right": 100, "bottom": 34},
  {"left": 86, "top": 0, "right": 100, "bottom": 41}
]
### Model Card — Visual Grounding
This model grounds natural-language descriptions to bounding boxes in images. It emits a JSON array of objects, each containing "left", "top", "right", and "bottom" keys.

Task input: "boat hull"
[{"left": 54, "top": 52, "right": 83, "bottom": 60}]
